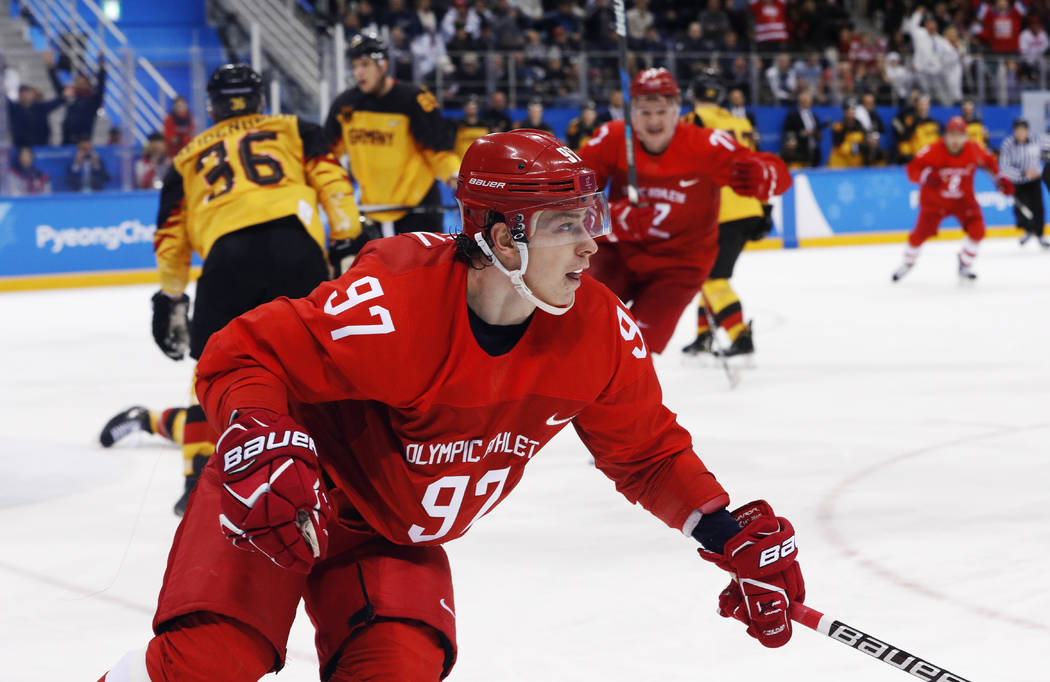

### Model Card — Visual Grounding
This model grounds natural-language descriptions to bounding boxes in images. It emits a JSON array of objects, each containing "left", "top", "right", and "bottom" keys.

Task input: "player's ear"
[{"left": 489, "top": 222, "right": 520, "bottom": 264}]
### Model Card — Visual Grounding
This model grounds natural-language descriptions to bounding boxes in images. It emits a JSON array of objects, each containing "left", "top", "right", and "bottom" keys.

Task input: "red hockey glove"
[
  {"left": 698, "top": 500, "right": 805, "bottom": 648},
  {"left": 995, "top": 176, "right": 1015, "bottom": 196},
  {"left": 610, "top": 198, "right": 657, "bottom": 241},
  {"left": 216, "top": 409, "right": 332, "bottom": 573},
  {"left": 728, "top": 152, "right": 787, "bottom": 200},
  {"left": 920, "top": 167, "right": 943, "bottom": 189}
]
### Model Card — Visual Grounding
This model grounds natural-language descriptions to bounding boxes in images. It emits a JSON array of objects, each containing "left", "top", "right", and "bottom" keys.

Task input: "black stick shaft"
[{"left": 612, "top": 0, "right": 639, "bottom": 205}]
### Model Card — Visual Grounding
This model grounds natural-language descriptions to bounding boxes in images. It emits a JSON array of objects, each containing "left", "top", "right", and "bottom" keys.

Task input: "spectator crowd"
[
  {"left": 7, "top": 0, "right": 1050, "bottom": 195},
  {"left": 4, "top": 45, "right": 192, "bottom": 195},
  {"left": 318, "top": 0, "right": 1050, "bottom": 110}
]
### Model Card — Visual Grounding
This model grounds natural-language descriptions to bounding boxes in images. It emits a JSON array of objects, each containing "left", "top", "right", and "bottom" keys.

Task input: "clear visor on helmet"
[{"left": 522, "top": 191, "right": 611, "bottom": 248}]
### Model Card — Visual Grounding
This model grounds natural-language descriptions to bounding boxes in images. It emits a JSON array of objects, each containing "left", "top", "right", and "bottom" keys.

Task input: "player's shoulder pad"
[
  {"left": 576, "top": 275, "right": 649, "bottom": 361},
  {"left": 581, "top": 120, "right": 619, "bottom": 155},
  {"left": 686, "top": 121, "right": 737, "bottom": 149},
  {"left": 596, "top": 118, "right": 624, "bottom": 140},
  {"left": 330, "top": 88, "right": 359, "bottom": 119},
  {"left": 390, "top": 81, "right": 440, "bottom": 114},
  {"left": 356, "top": 232, "right": 458, "bottom": 276}
]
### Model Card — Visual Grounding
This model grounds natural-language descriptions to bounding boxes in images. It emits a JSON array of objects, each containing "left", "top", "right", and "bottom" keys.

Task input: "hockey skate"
[
  {"left": 714, "top": 322, "right": 754, "bottom": 358},
  {"left": 99, "top": 406, "right": 152, "bottom": 447},
  {"left": 1040, "top": 237, "right": 1050, "bottom": 249},
  {"left": 891, "top": 263, "right": 912, "bottom": 282},
  {"left": 681, "top": 331, "right": 713, "bottom": 356},
  {"left": 958, "top": 257, "right": 977, "bottom": 281},
  {"left": 1020, "top": 232, "right": 1032, "bottom": 246}
]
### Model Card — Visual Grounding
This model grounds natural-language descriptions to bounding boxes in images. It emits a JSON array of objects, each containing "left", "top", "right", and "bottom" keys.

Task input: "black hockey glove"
[
  {"left": 329, "top": 218, "right": 382, "bottom": 276},
  {"left": 151, "top": 290, "right": 190, "bottom": 361},
  {"left": 749, "top": 204, "right": 774, "bottom": 242}
]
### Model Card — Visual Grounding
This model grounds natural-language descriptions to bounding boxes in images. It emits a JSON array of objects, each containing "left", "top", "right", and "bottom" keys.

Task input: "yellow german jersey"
[
  {"left": 829, "top": 119, "right": 866, "bottom": 168},
  {"left": 566, "top": 116, "right": 600, "bottom": 151},
  {"left": 325, "top": 81, "right": 459, "bottom": 223},
  {"left": 896, "top": 114, "right": 941, "bottom": 161},
  {"left": 454, "top": 119, "right": 491, "bottom": 159},
  {"left": 965, "top": 118, "right": 989, "bottom": 150},
  {"left": 682, "top": 105, "right": 763, "bottom": 223},
  {"left": 155, "top": 113, "right": 359, "bottom": 294},
  {"left": 910, "top": 118, "right": 941, "bottom": 158}
]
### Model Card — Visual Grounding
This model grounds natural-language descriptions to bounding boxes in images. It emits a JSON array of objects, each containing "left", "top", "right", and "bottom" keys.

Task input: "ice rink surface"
[{"left": 1, "top": 237, "right": 1048, "bottom": 681}]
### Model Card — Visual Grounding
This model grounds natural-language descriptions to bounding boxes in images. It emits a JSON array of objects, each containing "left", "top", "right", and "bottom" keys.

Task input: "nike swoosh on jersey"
[
  {"left": 679, "top": 178, "right": 700, "bottom": 187},
  {"left": 440, "top": 598, "right": 456, "bottom": 618},
  {"left": 546, "top": 413, "right": 575, "bottom": 426}
]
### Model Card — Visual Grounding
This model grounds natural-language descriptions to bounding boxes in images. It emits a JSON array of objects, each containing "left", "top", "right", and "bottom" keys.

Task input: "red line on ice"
[{"left": 816, "top": 422, "right": 1050, "bottom": 634}]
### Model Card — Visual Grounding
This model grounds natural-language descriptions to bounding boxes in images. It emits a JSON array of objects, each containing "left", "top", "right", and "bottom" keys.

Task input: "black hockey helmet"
[
  {"left": 348, "top": 32, "right": 387, "bottom": 63},
  {"left": 691, "top": 69, "right": 725, "bottom": 104},
  {"left": 207, "top": 64, "right": 263, "bottom": 121}
]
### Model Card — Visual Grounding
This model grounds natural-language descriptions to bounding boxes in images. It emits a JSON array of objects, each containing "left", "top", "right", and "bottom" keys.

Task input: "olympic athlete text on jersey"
[
  {"left": 100, "top": 64, "right": 362, "bottom": 515},
  {"left": 892, "top": 115, "right": 1014, "bottom": 282},
  {"left": 99, "top": 130, "right": 806, "bottom": 682},
  {"left": 578, "top": 68, "right": 791, "bottom": 354}
]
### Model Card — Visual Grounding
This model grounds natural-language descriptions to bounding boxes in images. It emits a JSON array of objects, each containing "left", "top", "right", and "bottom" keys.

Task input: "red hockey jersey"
[
  {"left": 906, "top": 139, "right": 999, "bottom": 210},
  {"left": 977, "top": 1, "right": 1026, "bottom": 53},
  {"left": 750, "top": 0, "right": 789, "bottom": 44},
  {"left": 196, "top": 233, "right": 730, "bottom": 546},
  {"left": 579, "top": 120, "right": 756, "bottom": 269}
]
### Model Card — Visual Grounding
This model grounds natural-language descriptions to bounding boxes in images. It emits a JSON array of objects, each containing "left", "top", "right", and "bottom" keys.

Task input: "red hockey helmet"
[
  {"left": 455, "top": 129, "right": 610, "bottom": 246},
  {"left": 630, "top": 67, "right": 680, "bottom": 98},
  {"left": 455, "top": 129, "right": 611, "bottom": 316},
  {"left": 945, "top": 116, "right": 967, "bottom": 133}
]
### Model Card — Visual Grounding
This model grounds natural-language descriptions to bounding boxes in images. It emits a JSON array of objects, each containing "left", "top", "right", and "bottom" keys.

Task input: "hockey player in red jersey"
[
  {"left": 99, "top": 130, "right": 804, "bottom": 682},
  {"left": 893, "top": 115, "right": 1015, "bottom": 282},
  {"left": 578, "top": 68, "right": 791, "bottom": 354}
]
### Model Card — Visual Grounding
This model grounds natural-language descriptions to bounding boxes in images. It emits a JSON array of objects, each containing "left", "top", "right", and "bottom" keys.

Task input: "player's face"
[
  {"left": 352, "top": 57, "right": 387, "bottom": 94},
  {"left": 524, "top": 208, "right": 601, "bottom": 306},
  {"left": 945, "top": 130, "right": 966, "bottom": 154},
  {"left": 632, "top": 96, "right": 679, "bottom": 154}
]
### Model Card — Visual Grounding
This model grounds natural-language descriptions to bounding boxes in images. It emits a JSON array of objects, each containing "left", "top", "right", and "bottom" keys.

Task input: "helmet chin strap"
[{"left": 474, "top": 232, "right": 573, "bottom": 316}]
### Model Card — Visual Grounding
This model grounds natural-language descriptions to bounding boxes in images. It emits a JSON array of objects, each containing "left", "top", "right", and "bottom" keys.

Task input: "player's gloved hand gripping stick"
[
  {"left": 698, "top": 500, "right": 804, "bottom": 647},
  {"left": 701, "top": 502, "right": 974, "bottom": 679},
  {"left": 610, "top": 198, "right": 657, "bottom": 241},
  {"left": 215, "top": 409, "right": 332, "bottom": 573}
]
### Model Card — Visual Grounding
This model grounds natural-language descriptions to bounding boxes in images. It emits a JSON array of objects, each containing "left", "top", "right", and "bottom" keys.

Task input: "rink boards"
[{"left": 0, "top": 168, "right": 1042, "bottom": 291}]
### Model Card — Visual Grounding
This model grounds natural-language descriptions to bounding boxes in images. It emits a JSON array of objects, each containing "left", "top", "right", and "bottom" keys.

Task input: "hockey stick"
[
  {"left": 612, "top": 0, "right": 639, "bottom": 206},
  {"left": 1014, "top": 197, "right": 1034, "bottom": 221},
  {"left": 703, "top": 304, "right": 740, "bottom": 389},
  {"left": 789, "top": 603, "right": 974, "bottom": 681}
]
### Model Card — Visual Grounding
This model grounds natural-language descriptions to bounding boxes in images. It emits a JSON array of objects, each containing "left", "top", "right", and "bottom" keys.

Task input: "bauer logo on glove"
[
  {"left": 221, "top": 424, "right": 319, "bottom": 474},
  {"left": 215, "top": 409, "right": 333, "bottom": 573}
]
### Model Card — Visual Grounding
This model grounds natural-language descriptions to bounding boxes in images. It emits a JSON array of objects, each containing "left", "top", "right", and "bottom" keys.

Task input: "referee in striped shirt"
[{"left": 999, "top": 118, "right": 1048, "bottom": 247}]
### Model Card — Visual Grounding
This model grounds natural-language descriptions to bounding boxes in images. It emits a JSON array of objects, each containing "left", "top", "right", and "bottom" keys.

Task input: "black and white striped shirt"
[{"left": 999, "top": 134, "right": 1042, "bottom": 184}]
